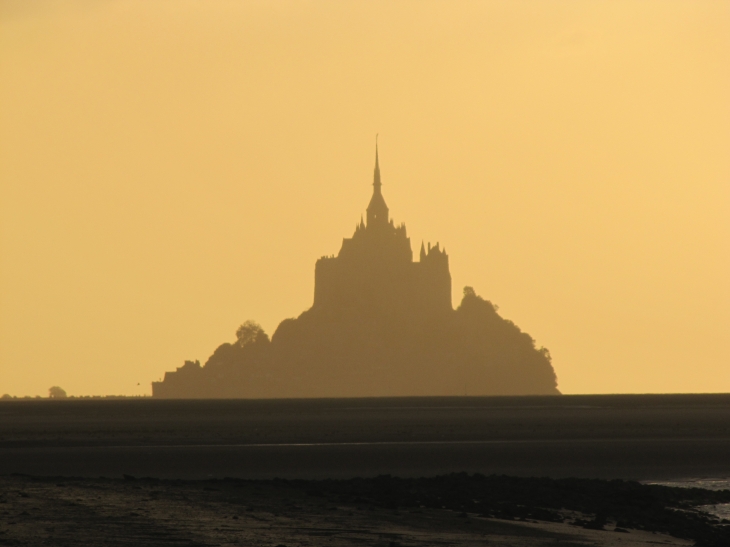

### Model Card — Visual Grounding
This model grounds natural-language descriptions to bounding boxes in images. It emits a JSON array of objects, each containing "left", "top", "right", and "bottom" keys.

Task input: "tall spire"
[
  {"left": 367, "top": 135, "right": 389, "bottom": 227},
  {"left": 373, "top": 134, "right": 381, "bottom": 190}
]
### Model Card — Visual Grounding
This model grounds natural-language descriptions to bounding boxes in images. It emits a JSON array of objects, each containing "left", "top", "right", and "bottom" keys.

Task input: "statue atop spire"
[
  {"left": 374, "top": 134, "right": 381, "bottom": 190},
  {"left": 367, "top": 136, "right": 389, "bottom": 227}
]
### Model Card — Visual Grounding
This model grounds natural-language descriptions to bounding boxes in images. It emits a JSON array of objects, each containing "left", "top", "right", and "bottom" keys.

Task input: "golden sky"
[{"left": 1, "top": 0, "right": 728, "bottom": 396}]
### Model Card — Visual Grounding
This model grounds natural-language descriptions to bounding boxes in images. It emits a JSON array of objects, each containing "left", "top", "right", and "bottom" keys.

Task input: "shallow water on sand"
[{"left": 648, "top": 478, "right": 730, "bottom": 520}]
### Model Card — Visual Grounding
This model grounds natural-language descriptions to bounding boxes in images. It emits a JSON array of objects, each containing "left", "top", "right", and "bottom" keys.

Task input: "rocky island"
[{"left": 153, "top": 147, "right": 559, "bottom": 398}]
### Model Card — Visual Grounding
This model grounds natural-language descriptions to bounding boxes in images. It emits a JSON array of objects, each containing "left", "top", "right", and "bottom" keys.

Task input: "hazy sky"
[{"left": 1, "top": 0, "right": 728, "bottom": 396}]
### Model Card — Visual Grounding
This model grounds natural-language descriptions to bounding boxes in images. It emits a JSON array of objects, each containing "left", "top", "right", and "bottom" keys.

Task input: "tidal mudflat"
[
  {"left": 1, "top": 394, "right": 730, "bottom": 479},
  {"left": 2, "top": 394, "right": 730, "bottom": 546},
  {"left": 2, "top": 473, "right": 729, "bottom": 547}
]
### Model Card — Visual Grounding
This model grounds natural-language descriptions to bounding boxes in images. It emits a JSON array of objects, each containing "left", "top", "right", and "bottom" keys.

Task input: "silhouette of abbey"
[{"left": 153, "top": 146, "right": 559, "bottom": 398}]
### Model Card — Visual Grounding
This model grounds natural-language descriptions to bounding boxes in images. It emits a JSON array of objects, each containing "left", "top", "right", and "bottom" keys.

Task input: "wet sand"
[
  {"left": 0, "top": 474, "right": 702, "bottom": 547},
  {"left": 2, "top": 394, "right": 730, "bottom": 546},
  {"left": 1, "top": 394, "right": 730, "bottom": 480}
]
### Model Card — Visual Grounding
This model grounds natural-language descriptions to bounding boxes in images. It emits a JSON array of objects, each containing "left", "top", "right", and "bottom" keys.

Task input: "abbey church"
[
  {"left": 314, "top": 146, "right": 451, "bottom": 318},
  {"left": 153, "top": 148, "right": 559, "bottom": 398}
]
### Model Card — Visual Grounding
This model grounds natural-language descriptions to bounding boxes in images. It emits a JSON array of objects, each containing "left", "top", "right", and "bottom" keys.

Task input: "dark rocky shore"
[{"left": 1, "top": 473, "right": 729, "bottom": 547}]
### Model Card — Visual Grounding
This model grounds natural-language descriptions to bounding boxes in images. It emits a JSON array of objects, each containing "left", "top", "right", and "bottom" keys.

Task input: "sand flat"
[{"left": 2, "top": 395, "right": 730, "bottom": 479}]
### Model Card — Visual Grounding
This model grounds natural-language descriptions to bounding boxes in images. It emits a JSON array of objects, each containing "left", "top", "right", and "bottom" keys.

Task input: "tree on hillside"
[{"left": 235, "top": 320, "right": 270, "bottom": 347}]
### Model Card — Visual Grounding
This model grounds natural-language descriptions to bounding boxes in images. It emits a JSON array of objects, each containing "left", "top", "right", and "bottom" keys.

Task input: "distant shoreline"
[{"left": 3, "top": 392, "right": 730, "bottom": 400}]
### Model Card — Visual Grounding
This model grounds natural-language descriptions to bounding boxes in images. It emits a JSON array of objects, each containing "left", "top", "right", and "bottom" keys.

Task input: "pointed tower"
[{"left": 366, "top": 139, "right": 389, "bottom": 228}]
